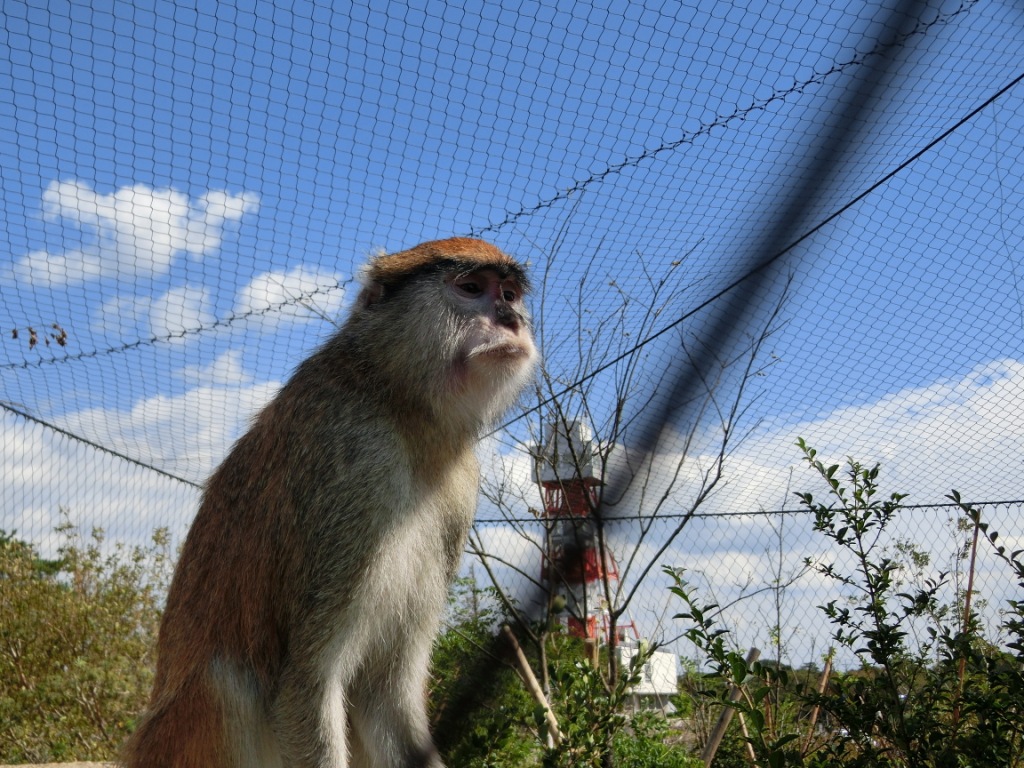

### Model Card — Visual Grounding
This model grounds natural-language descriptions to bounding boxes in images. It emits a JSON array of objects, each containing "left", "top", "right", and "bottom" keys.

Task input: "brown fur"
[
  {"left": 120, "top": 238, "right": 536, "bottom": 768},
  {"left": 364, "top": 237, "right": 528, "bottom": 290}
]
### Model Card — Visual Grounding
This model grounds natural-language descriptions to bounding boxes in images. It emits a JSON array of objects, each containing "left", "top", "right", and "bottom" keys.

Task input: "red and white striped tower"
[{"left": 533, "top": 419, "right": 620, "bottom": 642}]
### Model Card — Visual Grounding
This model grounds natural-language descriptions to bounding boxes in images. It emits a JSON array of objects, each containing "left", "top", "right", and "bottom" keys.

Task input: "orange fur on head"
[{"left": 364, "top": 238, "right": 529, "bottom": 290}]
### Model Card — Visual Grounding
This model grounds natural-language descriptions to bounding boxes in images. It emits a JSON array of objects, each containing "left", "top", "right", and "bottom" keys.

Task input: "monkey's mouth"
[{"left": 469, "top": 342, "right": 529, "bottom": 360}]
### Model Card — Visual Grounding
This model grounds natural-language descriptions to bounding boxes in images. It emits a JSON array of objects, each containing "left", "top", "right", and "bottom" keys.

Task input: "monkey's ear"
[
  {"left": 355, "top": 259, "right": 387, "bottom": 308},
  {"left": 356, "top": 281, "right": 385, "bottom": 308}
]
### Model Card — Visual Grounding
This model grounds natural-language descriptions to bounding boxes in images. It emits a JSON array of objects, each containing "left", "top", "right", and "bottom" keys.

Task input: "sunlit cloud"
[
  {"left": 234, "top": 265, "right": 346, "bottom": 330},
  {"left": 149, "top": 285, "right": 216, "bottom": 340},
  {"left": 59, "top": 378, "right": 280, "bottom": 485},
  {"left": 13, "top": 180, "right": 259, "bottom": 286},
  {"left": 0, "top": 409, "right": 201, "bottom": 554},
  {"left": 722, "top": 357, "right": 1024, "bottom": 510},
  {"left": 177, "top": 350, "right": 253, "bottom": 388}
]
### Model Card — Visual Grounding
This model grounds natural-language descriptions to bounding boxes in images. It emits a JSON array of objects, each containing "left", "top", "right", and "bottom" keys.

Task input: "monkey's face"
[
  {"left": 353, "top": 241, "right": 537, "bottom": 429},
  {"left": 444, "top": 266, "right": 537, "bottom": 411}
]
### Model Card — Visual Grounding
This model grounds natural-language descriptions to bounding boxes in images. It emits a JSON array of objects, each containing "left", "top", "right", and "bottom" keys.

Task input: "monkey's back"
[{"left": 122, "top": 335, "right": 480, "bottom": 767}]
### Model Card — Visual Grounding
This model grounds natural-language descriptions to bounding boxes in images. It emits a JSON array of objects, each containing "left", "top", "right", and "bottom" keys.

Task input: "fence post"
[
  {"left": 501, "top": 625, "right": 562, "bottom": 747},
  {"left": 701, "top": 647, "right": 760, "bottom": 766}
]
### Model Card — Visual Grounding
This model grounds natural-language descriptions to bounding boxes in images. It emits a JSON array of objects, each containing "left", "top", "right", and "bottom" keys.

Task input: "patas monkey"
[{"left": 121, "top": 238, "right": 537, "bottom": 768}]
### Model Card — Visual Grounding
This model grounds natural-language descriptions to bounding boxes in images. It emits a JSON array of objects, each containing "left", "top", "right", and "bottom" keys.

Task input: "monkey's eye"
[
  {"left": 456, "top": 280, "right": 483, "bottom": 296},
  {"left": 453, "top": 277, "right": 483, "bottom": 296},
  {"left": 502, "top": 289, "right": 518, "bottom": 302}
]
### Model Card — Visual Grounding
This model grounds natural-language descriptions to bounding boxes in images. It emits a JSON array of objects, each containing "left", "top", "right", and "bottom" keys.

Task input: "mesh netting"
[{"left": 2, "top": 0, "right": 1023, "bottom": 666}]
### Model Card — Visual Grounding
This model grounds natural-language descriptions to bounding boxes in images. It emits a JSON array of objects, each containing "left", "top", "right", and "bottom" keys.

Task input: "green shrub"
[
  {"left": 541, "top": 635, "right": 697, "bottom": 768},
  {"left": 668, "top": 441, "right": 1024, "bottom": 767},
  {"left": 0, "top": 516, "right": 170, "bottom": 763},
  {"left": 430, "top": 578, "right": 540, "bottom": 768}
]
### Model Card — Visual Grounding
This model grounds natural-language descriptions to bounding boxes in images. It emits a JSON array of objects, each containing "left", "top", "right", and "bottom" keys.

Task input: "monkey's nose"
[{"left": 495, "top": 303, "right": 520, "bottom": 331}]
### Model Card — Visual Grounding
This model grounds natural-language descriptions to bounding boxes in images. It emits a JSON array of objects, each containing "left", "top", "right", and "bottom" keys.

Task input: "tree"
[
  {"left": 467, "top": 238, "right": 787, "bottom": 764},
  {"left": 0, "top": 513, "right": 170, "bottom": 763}
]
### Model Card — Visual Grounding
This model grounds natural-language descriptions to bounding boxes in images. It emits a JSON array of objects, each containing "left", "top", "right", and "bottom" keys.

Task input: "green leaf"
[{"left": 730, "top": 656, "right": 749, "bottom": 684}]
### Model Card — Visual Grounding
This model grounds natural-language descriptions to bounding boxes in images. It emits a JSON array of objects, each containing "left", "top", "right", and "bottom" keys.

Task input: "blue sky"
[{"left": 2, "top": 0, "right": 1023, "bottom": 663}]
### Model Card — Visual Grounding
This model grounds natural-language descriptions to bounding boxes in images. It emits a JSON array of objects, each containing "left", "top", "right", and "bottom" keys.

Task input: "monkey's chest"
[{"left": 351, "top": 484, "right": 475, "bottom": 635}]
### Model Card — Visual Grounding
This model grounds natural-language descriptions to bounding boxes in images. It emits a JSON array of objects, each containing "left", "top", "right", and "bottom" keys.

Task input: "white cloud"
[
  {"left": 177, "top": 350, "right": 253, "bottom": 388},
  {"left": 95, "top": 294, "right": 149, "bottom": 338},
  {"left": 234, "top": 265, "right": 346, "bottom": 329},
  {"left": 17, "top": 247, "right": 104, "bottom": 284},
  {"left": 150, "top": 285, "right": 216, "bottom": 340},
  {"left": 649, "top": 359, "right": 1024, "bottom": 663},
  {"left": 0, "top": 409, "right": 201, "bottom": 555},
  {"left": 721, "top": 357, "right": 1024, "bottom": 510},
  {"left": 59, "top": 378, "right": 280, "bottom": 486},
  {"left": 187, "top": 190, "right": 261, "bottom": 254},
  {"left": 476, "top": 435, "right": 541, "bottom": 516},
  {"left": 14, "top": 179, "right": 259, "bottom": 286},
  {"left": 2, "top": 343, "right": 278, "bottom": 554}
]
